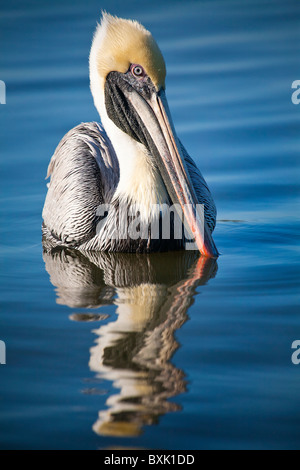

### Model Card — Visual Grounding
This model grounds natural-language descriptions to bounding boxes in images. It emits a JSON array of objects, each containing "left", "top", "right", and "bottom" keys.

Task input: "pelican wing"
[
  {"left": 42, "top": 122, "right": 119, "bottom": 248},
  {"left": 179, "top": 141, "right": 217, "bottom": 233}
]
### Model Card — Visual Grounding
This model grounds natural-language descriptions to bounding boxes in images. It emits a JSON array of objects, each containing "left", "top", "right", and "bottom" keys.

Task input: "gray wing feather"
[
  {"left": 42, "top": 122, "right": 119, "bottom": 247},
  {"left": 180, "top": 140, "right": 217, "bottom": 233}
]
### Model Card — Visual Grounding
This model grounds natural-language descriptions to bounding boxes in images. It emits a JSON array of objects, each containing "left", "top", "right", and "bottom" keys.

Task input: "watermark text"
[
  {"left": 291, "top": 80, "right": 300, "bottom": 105},
  {"left": 0, "top": 80, "right": 6, "bottom": 105},
  {"left": 96, "top": 203, "right": 205, "bottom": 251},
  {"left": 0, "top": 340, "right": 6, "bottom": 365},
  {"left": 291, "top": 340, "right": 300, "bottom": 365}
]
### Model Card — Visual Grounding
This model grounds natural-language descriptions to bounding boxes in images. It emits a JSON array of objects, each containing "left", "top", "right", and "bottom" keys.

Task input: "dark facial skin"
[{"left": 105, "top": 66, "right": 158, "bottom": 147}]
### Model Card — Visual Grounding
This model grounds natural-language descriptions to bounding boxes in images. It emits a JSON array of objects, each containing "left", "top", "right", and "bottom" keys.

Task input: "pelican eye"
[{"left": 131, "top": 64, "right": 145, "bottom": 78}]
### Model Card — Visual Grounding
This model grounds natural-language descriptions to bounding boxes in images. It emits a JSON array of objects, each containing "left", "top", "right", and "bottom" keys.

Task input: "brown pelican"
[{"left": 42, "top": 13, "right": 218, "bottom": 257}]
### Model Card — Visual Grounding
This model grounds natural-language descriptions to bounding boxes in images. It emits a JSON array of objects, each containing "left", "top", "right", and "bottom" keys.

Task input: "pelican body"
[{"left": 42, "top": 13, "right": 218, "bottom": 257}]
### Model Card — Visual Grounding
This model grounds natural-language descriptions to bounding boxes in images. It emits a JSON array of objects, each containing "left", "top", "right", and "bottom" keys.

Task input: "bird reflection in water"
[{"left": 43, "top": 248, "right": 217, "bottom": 437}]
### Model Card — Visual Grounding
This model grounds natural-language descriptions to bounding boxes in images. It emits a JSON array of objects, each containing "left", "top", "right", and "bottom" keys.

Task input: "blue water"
[{"left": 0, "top": 0, "right": 300, "bottom": 450}]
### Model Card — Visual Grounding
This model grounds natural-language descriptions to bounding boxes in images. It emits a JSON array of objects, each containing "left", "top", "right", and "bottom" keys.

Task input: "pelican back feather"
[{"left": 42, "top": 122, "right": 119, "bottom": 248}]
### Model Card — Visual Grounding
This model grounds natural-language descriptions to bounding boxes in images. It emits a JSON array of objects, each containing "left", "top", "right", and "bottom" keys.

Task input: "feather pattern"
[
  {"left": 42, "top": 122, "right": 119, "bottom": 247},
  {"left": 42, "top": 122, "right": 216, "bottom": 252}
]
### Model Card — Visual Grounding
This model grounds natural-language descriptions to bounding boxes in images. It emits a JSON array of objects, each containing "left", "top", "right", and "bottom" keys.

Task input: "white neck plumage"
[{"left": 93, "top": 90, "right": 168, "bottom": 222}]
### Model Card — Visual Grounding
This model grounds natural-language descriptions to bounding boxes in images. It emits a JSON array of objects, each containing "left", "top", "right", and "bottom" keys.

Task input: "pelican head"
[{"left": 89, "top": 13, "right": 218, "bottom": 258}]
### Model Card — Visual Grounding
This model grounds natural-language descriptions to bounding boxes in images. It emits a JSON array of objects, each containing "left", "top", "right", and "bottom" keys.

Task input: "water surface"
[{"left": 0, "top": 0, "right": 300, "bottom": 450}]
